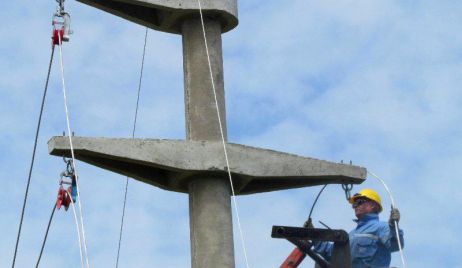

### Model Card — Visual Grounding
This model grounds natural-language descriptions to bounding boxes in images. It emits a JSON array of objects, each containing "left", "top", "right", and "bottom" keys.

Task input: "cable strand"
[
  {"left": 115, "top": 27, "right": 148, "bottom": 268},
  {"left": 131, "top": 27, "right": 148, "bottom": 139},
  {"left": 115, "top": 178, "right": 129, "bottom": 268},
  {"left": 35, "top": 205, "right": 57, "bottom": 268},
  {"left": 308, "top": 185, "right": 328, "bottom": 220},
  {"left": 12, "top": 46, "right": 55, "bottom": 268}
]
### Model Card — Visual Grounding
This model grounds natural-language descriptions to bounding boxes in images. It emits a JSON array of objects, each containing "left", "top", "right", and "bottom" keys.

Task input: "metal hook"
[
  {"left": 341, "top": 183, "right": 353, "bottom": 201},
  {"left": 61, "top": 157, "right": 74, "bottom": 176},
  {"left": 55, "top": 0, "right": 65, "bottom": 13},
  {"left": 66, "top": 159, "right": 74, "bottom": 175},
  {"left": 52, "top": 0, "right": 72, "bottom": 42}
]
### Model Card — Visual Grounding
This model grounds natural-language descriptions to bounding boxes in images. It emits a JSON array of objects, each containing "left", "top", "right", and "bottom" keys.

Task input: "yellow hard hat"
[{"left": 348, "top": 188, "right": 382, "bottom": 212}]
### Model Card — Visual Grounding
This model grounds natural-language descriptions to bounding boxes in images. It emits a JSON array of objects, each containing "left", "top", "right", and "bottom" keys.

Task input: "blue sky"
[{"left": 2, "top": 0, "right": 462, "bottom": 267}]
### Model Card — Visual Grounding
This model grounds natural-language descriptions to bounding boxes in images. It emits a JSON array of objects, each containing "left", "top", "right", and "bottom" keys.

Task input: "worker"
[{"left": 310, "top": 188, "right": 404, "bottom": 268}]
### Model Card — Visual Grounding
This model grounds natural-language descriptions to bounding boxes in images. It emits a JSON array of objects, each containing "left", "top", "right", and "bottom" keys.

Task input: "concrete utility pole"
[
  {"left": 48, "top": 1, "right": 367, "bottom": 267},
  {"left": 183, "top": 16, "right": 233, "bottom": 267}
]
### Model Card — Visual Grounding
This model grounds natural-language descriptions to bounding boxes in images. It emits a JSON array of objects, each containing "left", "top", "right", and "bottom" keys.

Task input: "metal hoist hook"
[
  {"left": 52, "top": 0, "right": 73, "bottom": 46},
  {"left": 55, "top": 0, "right": 65, "bottom": 13},
  {"left": 62, "top": 156, "right": 75, "bottom": 175},
  {"left": 341, "top": 183, "right": 353, "bottom": 201},
  {"left": 56, "top": 158, "right": 77, "bottom": 211}
]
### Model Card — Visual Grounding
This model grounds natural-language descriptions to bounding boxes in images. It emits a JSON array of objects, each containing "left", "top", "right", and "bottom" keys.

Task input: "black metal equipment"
[{"left": 272, "top": 226, "right": 351, "bottom": 268}]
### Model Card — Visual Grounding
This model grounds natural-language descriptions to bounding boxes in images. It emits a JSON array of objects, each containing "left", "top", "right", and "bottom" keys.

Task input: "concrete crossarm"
[
  {"left": 48, "top": 136, "right": 366, "bottom": 195},
  {"left": 77, "top": 0, "right": 238, "bottom": 33}
]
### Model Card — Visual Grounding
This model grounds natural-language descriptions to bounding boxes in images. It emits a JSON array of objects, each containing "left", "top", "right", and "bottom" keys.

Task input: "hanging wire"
[
  {"left": 131, "top": 27, "right": 148, "bottom": 139},
  {"left": 57, "top": 33, "right": 90, "bottom": 268},
  {"left": 308, "top": 185, "right": 328, "bottom": 220},
  {"left": 368, "top": 171, "right": 406, "bottom": 268},
  {"left": 35, "top": 205, "right": 56, "bottom": 268},
  {"left": 115, "top": 26, "right": 148, "bottom": 268},
  {"left": 196, "top": 1, "right": 250, "bottom": 267},
  {"left": 12, "top": 45, "right": 55, "bottom": 268}
]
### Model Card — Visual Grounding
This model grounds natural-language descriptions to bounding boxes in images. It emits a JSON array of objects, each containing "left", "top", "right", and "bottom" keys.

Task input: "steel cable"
[
  {"left": 12, "top": 46, "right": 55, "bottom": 268},
  {"left": 115, "top": 27, "right": 148, "bottom": 268},
  {"left": 308, "top": 185, "right": 328, "bottom": 220},
  {"left": 35, "top": 205, "right": 57, "bottom": 268}
]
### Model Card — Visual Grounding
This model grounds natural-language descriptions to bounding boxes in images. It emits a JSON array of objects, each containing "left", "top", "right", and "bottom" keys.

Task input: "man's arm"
[
  {"left": 304, "top": 219, "right": 333, "bottom": 260},
  {"left": 312, "top": 241, "right": 333, "bottom": 260},
  {"left": 387, "top": 225, "right": 404, "bottom": 252},
  {"left": 380, "top": 208, "right": 404, "bottom": 252},
  {"left": 389, "top": 207, "right": 404, "bottom": 251}
]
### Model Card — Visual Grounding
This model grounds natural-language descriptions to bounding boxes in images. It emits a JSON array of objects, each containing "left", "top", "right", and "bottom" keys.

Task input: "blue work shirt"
[{"left": 313, "top": 213, "right": 404, "bottom": 268}]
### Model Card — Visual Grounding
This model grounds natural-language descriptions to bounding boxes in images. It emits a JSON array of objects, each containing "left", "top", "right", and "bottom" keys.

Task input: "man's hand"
[
  {"left": 303, "top": 218, "right": 314, "bottom": 228},
  {"left": 389, "top": 207, "right": 400, "bottom": 227}
]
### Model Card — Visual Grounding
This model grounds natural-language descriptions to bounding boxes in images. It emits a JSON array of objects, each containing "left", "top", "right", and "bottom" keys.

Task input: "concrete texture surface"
[
  {"left": 48, "top": 137, "right": 366, "bottom": 194},
  {"left": 182, "top": 18, "right": 227, "bottom": 141},
  {"left": 189, "top": 177, "right": 234, "bottom": 268},
  {"left": 76, "top": 0, "right": 238, "bottom": 33},
  {"left": 182, "top": 16, "right": 235, "bottom": 267}
]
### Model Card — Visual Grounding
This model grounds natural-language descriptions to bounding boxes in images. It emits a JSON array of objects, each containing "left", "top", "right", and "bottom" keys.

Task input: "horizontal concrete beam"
[
  {"left": 48, "top": 137, "right": 366, "bottom": 194},
  {"left": 77, "top": 0, "right": 238, "bottom": 34}
]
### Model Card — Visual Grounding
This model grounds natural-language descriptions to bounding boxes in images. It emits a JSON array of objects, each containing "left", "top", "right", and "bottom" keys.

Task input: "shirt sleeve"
[
  {"left": 312, "top": 240, "right": 333, "bottom": 260},
  {"left": 379, "top": 224, "right": 404, "bottom": 252}
]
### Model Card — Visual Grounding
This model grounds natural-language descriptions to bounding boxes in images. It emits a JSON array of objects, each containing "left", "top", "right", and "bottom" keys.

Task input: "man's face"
[{"left": 352, "top": 198, "right": 376, "bottom": 219}]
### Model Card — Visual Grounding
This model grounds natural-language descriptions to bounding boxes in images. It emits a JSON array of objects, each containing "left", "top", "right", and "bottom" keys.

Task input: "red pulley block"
[
  {"left": 51, "top": 27, "right": 64, "bottom": 47},
  {"left": 56, "top": 185, "right": 72, "bottom": 211}
]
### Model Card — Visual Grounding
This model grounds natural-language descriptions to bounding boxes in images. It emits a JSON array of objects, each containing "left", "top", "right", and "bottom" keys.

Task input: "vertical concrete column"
[
  {"left": 182, "top": 17, "right": 228, "bottom": 141},
  {"left": 189, "top": 178, "right": 234, "bottom": 268},
  {"left": 182, "top": 18, "right": 234, "bottom": 268}
]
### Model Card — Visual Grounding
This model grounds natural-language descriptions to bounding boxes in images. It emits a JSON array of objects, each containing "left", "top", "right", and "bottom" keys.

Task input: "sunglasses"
[{"left": 352, "top": 198, "right": 368, "bottom": 207}]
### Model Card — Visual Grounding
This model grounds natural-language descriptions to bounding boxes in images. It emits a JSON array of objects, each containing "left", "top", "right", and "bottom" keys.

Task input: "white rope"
[
  {"left": 57, "top": 33, "right": 90, "bottom": 268},
  {"left": 368, "top": 171, "right": 407, "bottom": 268},
  {"left": 196, "top": 1, "right": 250, "bottom": 267},
  {"left": 66, "top": 189, "right": 85, "bottom": 268}
]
